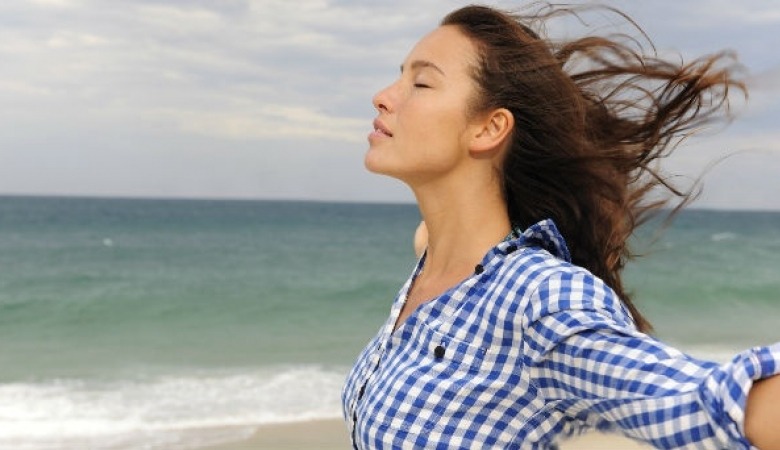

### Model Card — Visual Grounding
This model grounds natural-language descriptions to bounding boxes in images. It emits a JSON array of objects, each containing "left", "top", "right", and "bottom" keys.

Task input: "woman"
[{"left": 342, "top": 4, "right": 780, "bottom": 449}]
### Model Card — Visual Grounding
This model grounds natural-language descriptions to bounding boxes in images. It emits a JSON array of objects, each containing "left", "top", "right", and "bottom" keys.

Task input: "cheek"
[
  {"left": 401, "top": 102, "right": 463, "bottom": 139},
  {"left": 411, "top": 108, "right": 468, "bottom": 151},
  {"left": 415, "top": 132, "right": 467, "bottom": 172}
]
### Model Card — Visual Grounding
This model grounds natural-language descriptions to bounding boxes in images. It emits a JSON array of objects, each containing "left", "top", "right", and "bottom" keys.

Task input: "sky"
[{"left": 0, "top": 0, "right": 778, "bottom": 209}]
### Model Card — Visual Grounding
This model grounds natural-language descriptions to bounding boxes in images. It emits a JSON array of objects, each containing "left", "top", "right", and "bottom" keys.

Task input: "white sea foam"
[
  {"left": 0, "top": 365, "right": 347, "bottom": 450},
  {"left": 710, "top": 232, "right": 737, "bottom": 242}
]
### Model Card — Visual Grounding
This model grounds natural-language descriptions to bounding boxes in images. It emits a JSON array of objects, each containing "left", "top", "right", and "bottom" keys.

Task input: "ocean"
[{"left": 0, "top": 196, "right": 778, "bottom": 449}]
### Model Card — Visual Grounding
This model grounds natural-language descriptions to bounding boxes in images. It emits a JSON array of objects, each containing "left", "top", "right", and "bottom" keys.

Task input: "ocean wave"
[
  {"left": 710, "top": 232, "right": 737, "bottom": 242},
  {"left": 0, "top": 365, "right": 347, "bottom": 450}
]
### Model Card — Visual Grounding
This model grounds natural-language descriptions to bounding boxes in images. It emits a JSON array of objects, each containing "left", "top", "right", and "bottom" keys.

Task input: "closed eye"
[{"left": 414, "top": 83, "right": 431, "bottom": 88}]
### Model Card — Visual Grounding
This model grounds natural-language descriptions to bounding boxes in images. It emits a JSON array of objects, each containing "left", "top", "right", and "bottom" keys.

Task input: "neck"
[{"left": 413, "top": 173, "right": 511, "bottom": 280}]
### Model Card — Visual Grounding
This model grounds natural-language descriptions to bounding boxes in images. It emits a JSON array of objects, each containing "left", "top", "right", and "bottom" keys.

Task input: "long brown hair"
[{"left": 442, "top": 4, "right": 745, "bottom": 332}]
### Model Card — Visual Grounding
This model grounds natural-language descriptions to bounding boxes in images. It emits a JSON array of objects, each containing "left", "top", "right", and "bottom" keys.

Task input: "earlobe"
[{"left": 470, "top": 108, "right": 514, "bottom": 154}]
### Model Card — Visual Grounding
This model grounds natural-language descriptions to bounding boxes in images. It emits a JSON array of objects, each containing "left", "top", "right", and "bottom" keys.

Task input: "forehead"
[{"left": 404, "top": 25, "right": 478, "bottom": 76}]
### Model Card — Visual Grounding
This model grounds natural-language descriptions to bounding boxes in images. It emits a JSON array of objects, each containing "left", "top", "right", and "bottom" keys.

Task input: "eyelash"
[{"left": 414, "top": 83, "right": 431, "bottom": 89}]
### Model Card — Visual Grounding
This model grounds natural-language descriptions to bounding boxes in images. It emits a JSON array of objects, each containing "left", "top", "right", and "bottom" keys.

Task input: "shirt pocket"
[{"left": 376, "top": 321, "right": 489, "bottom": 436}]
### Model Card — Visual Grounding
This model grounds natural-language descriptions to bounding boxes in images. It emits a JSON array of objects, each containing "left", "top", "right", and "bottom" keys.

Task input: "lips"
[{"left": 372, "top": 119, "right": 393, "bottom": 137}]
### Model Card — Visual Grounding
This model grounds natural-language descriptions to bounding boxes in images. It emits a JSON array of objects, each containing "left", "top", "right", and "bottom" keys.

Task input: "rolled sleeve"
[
  {"left": 522, "top": 270, "right": 780, "bottom": 449},
  {"left": 716, "top": 344, "right": 780, "bottom": 437}
]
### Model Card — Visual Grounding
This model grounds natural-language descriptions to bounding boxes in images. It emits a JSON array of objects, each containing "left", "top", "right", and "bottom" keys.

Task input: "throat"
[{"left": 392, "top": 265, "right": 474, "bottom": 332}]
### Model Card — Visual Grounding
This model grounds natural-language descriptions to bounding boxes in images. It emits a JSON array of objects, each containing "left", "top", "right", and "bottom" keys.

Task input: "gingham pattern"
[{"left": 342, "top": 219, "right": 780, "bottom": 449}]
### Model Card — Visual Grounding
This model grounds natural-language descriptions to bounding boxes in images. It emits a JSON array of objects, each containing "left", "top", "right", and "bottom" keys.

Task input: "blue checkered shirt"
[{"left": 342, "top": 219, "right": 780, "bottom": 449}]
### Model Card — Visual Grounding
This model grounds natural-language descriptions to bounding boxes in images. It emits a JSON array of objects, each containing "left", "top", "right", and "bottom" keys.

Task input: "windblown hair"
[{"left": 442, "top": 4, "right": 745, "bottom": 332}]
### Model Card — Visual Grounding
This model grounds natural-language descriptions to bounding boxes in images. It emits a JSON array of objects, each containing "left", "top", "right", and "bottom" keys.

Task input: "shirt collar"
[
  {"left": 473, "top": 218, "right": 572, "bottom": 274},
  {"left": 509, "top": 219, "right": 571, "bottom": 262},
  {"left": 418, "top": 218, "right": 573, "bottom": 276}
]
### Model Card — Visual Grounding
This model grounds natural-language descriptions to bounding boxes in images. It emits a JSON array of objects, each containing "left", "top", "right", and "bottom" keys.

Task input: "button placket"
[{"left": 350, "top": 341, "right": 386, "bottom": 450}]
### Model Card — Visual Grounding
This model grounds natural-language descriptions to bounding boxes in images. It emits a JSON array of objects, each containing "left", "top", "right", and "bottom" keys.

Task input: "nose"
[{"left": 372, "top": 82, "right": 395, "bottom": 113}]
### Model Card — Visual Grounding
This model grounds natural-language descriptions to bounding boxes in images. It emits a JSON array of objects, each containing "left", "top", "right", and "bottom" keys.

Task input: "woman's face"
[{"left": 365, "top": 25, "right": 482, "bottom": 185}]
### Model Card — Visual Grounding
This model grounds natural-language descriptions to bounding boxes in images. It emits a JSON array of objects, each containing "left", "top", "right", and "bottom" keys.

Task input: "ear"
[{"left": 468, "top": 108, "right": 514, "bottom": 155}]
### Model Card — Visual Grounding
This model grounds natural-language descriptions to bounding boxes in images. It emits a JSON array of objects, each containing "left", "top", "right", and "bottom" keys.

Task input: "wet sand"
[{"left": 201, "top": 419, "right": 651, "bottom": 449}]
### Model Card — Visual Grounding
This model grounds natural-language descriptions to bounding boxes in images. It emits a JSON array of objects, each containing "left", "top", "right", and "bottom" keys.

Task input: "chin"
[
  {"left": 364, "top": 150, "right": 389, "bottom": 175},
  {"left": 364, "top": 148, "right": 414, "bottom": 183}
]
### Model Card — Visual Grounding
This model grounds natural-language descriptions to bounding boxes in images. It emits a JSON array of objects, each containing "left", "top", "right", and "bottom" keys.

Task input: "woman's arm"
[
  {"left": 522, "top": 270, "right": 780, "bottom": 449},
  {"left": 746, "top": 374, "right": 780, "bottom": 449}
]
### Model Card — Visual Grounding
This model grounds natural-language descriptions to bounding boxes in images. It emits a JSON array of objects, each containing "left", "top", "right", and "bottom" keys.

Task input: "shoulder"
[
  {"left": 498, "top": 247, "right": 635, "bottom": 330},
  {"left": 483, "top": 218, "right": 637, "bottom": 333}
]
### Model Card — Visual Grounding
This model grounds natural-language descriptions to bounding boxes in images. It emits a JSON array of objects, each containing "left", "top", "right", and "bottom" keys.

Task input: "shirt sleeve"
[{"left": 521, "top": 268, "right": 780, "bottom": 449}]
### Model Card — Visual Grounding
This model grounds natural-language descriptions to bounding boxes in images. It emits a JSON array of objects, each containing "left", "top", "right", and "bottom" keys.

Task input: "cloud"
[
  {"left": 0, "top": 0, "right": 432, "bottom": 142},
  {"left": 0, "top": 0, "right": 777, "bottom": 208},
  {"left": 616, "top": 0, "right": 780, "bottom": 28},
  {"left": 45, "top": 30, "right": 110, "bottom": 48},
  {"left": 27, "top": 0, "right": 82, "bottom": 7},
  {"left": 148, "top": 104, "right": 367, "bottom": 142},
  {"left": 749, "top": 66, "right": 780, "bottom": 92},
  {"left": 685, "top": 1, "right": 780, "bottom": 26},
  {"left": 664, "top": 129, "right": 780, "bottom": 177}
]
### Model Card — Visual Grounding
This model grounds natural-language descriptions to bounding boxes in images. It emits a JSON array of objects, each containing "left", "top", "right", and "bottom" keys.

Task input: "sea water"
[{"left": 0, "top": 196, "right": 778, "bottom": 449}]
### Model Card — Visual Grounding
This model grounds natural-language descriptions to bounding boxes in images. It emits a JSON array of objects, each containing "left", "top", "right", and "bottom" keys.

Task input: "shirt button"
[
  {"left": 474, "top": 264, "right": 484, "bottom": 275},
  {"left": 434, "top": 345, "right": 445, "bottom": 359}
]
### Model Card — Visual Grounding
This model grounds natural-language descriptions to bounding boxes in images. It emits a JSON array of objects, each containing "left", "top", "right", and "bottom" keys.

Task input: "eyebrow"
[{"left": 400, "top": 59, "right": 446, "bottom": 76}]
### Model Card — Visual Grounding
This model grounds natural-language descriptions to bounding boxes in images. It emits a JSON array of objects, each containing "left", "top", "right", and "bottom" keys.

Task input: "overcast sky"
[{"left": 1, "top": 0, "right": 778, "bottom": 209}]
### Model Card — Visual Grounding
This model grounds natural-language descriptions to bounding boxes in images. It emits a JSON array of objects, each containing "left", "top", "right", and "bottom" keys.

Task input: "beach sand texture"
[{"left": 203, "top": 419, "right": 651, "bottom": 449}]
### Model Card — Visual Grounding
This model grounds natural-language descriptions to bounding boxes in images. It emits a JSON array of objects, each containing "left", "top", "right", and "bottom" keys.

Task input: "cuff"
[{"left": 720, "top": 342, "right": 780, "bottom": 447}]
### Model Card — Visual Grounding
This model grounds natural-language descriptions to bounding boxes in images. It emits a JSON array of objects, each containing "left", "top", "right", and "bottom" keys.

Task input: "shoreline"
[
  {"left": 200, "top": 418, "right": 651, "bottom": 450},
  {"left": 199, "top": 419, "right": 349, "bottom": 450}
]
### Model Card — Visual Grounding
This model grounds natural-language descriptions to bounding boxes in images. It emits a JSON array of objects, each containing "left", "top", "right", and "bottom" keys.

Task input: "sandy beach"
[{"left": 202, "top": 419, "right": 651, "bottom": 449}]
